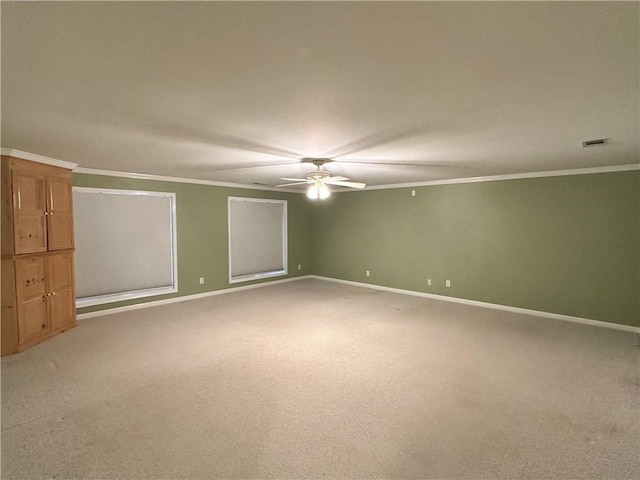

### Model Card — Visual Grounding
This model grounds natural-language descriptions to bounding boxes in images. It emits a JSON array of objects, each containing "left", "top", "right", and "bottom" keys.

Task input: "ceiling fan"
[{"left": 276, "top": 158, "right": 366, "bottom": 199}]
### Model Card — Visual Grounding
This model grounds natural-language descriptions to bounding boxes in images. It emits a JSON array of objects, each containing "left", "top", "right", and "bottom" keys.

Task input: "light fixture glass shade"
[
  {"left": 306, "top": 183, "right": 319, "bottom": 199},
  {"left": 306, "top": 181, "right": 331, "bottom": 200},
  {"left": 318, "top": 182, "right": 330, "bottom": 199}
]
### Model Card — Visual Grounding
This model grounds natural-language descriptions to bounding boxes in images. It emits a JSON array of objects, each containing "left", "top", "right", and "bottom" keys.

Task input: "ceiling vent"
[{"left": 582, "top": 138, "right": 608, "bottom": 148}]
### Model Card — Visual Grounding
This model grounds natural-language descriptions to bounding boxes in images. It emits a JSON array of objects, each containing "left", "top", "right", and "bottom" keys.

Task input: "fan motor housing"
[{"left": 308, "top": 170, "right": 331, "bottom": 180}]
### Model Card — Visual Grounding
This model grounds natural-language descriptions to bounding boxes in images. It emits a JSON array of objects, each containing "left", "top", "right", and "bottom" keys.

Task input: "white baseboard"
[
  {"left": 309, "top": 275, "right": 640, "bottom": 333},
  {"left": 76, "top": 275, "right": 312, "bottom": 320},
  {"left": 77, "top": 273, "right": 639, "bottom": 333}
]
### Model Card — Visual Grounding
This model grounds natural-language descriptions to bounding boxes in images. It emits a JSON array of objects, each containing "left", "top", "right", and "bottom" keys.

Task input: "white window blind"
[
  {"left": 228, "top": 197, "right": 287, "bottom": 283},
  {"left": 73, "top": 187, "right": 177, "bottom": 307}
]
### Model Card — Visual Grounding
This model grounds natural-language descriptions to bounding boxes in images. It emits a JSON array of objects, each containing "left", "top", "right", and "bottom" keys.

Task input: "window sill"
[
  {"left": 229, "top": 270, "right": 287, "bottom": 284},
  {"left": 76, "top": 286, "right": 178, "bottom": 308}
]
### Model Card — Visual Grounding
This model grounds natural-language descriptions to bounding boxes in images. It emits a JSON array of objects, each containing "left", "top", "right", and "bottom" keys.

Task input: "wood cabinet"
[
  {"left": 6, "top": 159, "right": 74, "bottom": 255},
  {"left": 1, "top": 156, "right": 76, "bottom": 356}
]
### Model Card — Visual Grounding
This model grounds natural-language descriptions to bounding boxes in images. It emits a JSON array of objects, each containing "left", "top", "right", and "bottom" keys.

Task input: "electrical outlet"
[
  {"left": 199, "top": 277, "right": 205, "bottom": 285},
  {"left": 427, "top": 279, "right": 432, "bottom": 286},
  {"left": 366, "top": 270, "right": 370, "bottom": 277},
  {"left": 298, "top": 264, "right": 301, "bottom": 270},
  {"left": 446, "top": 280, "right": 451, "bottom": 287},
  {"left": 411, "top": 190, "right": 416, "bottom": 197}
]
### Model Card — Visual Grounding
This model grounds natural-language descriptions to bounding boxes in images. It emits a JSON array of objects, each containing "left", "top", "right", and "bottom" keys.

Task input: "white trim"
[
  {"left": 73, "top": 186, "right": 179, "bottom": 307},
  {"left": 359, "top": 164, "right": 640, "bottom": 191},
  {"left": 6, "top": 149, "right": 635, "bottom": 192},
  {"left": 77, "top": 274, "right": 639, "bottom": 333},
  {"left": 73, "top": 185, "right": 177, "bottom": 198},
  {"left": 227, "top": 196, "right": 288, "bottom": 284},
  {"left": 74, "top": 166, "right": 302, "bottom": 193},
  {"left": 228, "top": 270, "right": 287, "bottom": 284},
  {"left": 76, "top": 275, "right": 311, "bottom": 320},
  {"left": 1, "top": 148, "right": 78, "bottom": 170},
  {"left": 309, "top": 276, "right": 640, "bottom": 333},
  {"left": 4, "top": 149, "right": 637, "bottom": 191},
  {"left": 76, "top": 286, "right": 178, "bottom": 308}
]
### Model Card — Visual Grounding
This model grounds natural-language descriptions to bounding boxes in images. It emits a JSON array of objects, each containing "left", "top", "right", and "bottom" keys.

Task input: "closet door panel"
[
  {"left": 17, "top": 296, "right": 49, "bottom": 345},
  {"left": 47, "top": 176, "right": 74, "bottom": 251},
  {"left": 49, "top": 289, "right": 75, "bottom": 330},
  {"left": 48, "top": 253, "right": 75, "bottom": 330},
  {"left": 12, "top": 171, "right": 47, "bottom": 254},
  {"left": 15, "top": 257, "right": 49, "bottom": 345},
  {"left": 15, "top": 257, "right": 46, "bottom": 300}
]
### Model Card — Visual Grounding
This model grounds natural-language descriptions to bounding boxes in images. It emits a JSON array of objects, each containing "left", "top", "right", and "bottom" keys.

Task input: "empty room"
[{"left": 1, "top": 1, "right": 638, "bottom": 479}]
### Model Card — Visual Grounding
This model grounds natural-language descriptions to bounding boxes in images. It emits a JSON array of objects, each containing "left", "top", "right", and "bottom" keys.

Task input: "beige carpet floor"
[{"left": 1, "top": 278, "right": 638, "bottom": 479}]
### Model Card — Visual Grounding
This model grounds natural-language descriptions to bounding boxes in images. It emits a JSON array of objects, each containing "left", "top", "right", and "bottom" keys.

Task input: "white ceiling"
[{"left": 2, "top": 1, "right": 638, "bottom": 188}]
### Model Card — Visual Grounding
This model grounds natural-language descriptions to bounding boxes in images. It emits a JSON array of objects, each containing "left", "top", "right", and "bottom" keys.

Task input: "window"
[
  {"left": 73, "top": 187, "right": 177, "bottom": 307},
  {"left": 228, "top": 197, "right": 287, "bottom": 283}
]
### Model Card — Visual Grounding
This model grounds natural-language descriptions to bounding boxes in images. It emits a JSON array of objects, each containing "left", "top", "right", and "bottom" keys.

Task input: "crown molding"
[
  {"left": 1, "top": 148, "right": 301, "bottom": 193},
  {"left": 73, "top": 166, "right": 303, "bottom": 193},
  {"left": 359, "top": 164, "right": 640, "bottom": 191},
  {"left": 1, "top": 148, "right": 78, "bottom": 170},
  {"left": 4, "top": 148, "right": 636, "bottom": 193}
]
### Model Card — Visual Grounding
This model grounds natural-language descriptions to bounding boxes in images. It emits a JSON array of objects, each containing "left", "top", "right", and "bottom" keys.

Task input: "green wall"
[
  {"left": 311, "top": 171, "right": 639, "bottom": 327},
  {"left": 75, "top": 170, "right": 639, "bottom": 327},
  {"left": 73, "top": 174, "right": 312, "bottom": 314}
]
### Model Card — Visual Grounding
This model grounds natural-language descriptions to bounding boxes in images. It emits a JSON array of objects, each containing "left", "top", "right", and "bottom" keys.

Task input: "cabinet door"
[
  {"left": 47, "top": 176, "right": 74, "bottom": 251},
  {"left": 47, "top": 253, "right": 75, "bottom": 330},
  {"left": 12, "top": 170, "right": 48, "bottom": 254},
  {"left": 17, "top": 297, "right": 49, "bottom": 345},
  {"left": 15, "top": 257, "right": 49, "bottom": 344},
  {"left": 15, "top": 256, "right": 46, "bottom": 301}
]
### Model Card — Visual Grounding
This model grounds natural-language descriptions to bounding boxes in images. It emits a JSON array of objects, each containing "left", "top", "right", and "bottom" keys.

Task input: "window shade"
[
  {"left": 228, "top": 197, "right": 287, "bottom": 282},
  {"left": 73, "top": 187, "right": 177, "bottom": 305}
]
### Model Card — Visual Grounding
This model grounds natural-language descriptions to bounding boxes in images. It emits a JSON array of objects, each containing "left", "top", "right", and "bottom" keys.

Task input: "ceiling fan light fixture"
[
  {"left": 319, "top": 183, "right": 331, "bottom": 199},
  {"left": 278, "top": 157, "right": 362, "bottom": 195},
  {"left": 307, "top": 181, "right": 331, "bottom": 200}
]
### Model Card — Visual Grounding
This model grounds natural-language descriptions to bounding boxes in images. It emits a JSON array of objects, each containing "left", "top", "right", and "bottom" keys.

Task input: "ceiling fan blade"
[
  {"left": 280, "top": 177, "right": 309, "bottom": 182},
  {"left": 209, "top": 161, "right": 302, "bottom": 172},
  {"left": 325, "top": 176, "right": 349, "bottom": 182},
  {"left": 276, "top": 181, "right": 312, "bottom": 187},
  {"left": 324, "top": 180, "right": 366, "bottom": 189},
  {"left": 276, "top": 181, "right": 313, "bottom": 188}
]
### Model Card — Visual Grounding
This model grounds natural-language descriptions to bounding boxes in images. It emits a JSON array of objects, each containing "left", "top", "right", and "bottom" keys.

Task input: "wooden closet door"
[
  {"left": 12, "top": 170, "right": 48, "bottom": 254},
  {"left": 47, "top": 253, "right": 75, "bottom": 330},
  {"left": 15, "top": 257, "right": 49, "bottom": 344},
  {"left": 46, "top": 176, "right": 74, "bottom": 251}
]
